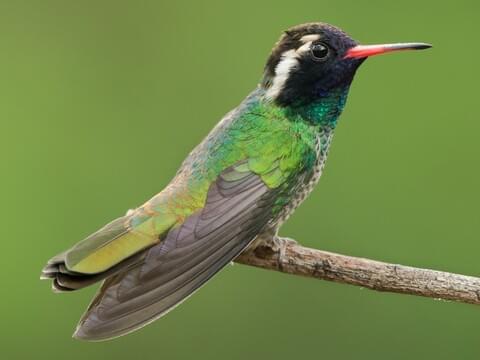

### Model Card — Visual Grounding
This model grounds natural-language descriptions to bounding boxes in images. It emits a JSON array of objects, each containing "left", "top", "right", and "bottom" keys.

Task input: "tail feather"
[
  {"left": 41, "top": 211, "right": 175, "bottom": 292},
  {"left": 41, "top": 253, "right": 103, "bottom": 292},
  {"left": 41, "top": 251, "right": 146, "bottom": 292}
]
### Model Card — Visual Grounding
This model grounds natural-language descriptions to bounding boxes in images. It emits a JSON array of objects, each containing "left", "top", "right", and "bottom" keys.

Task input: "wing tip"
[
  {"left": 72, "top": 325, "right": 110, "bottom": 342},
  {"left": 72, "top": 327, "right": 87, "bottom": 341},
  {"left": 73, "top": 323, "right": 133, "bottom": 342}
]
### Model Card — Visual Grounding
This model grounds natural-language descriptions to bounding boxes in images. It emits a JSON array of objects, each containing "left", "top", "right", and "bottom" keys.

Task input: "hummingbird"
[{"left": 41, "top": 22, "right": 431, "bottom": 341}]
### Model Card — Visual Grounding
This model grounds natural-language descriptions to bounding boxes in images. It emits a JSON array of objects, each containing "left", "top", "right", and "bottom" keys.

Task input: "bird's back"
[
  {"left": 42, "top": 89, "right": 324, "bottom": 340},
  {"left": 152, "top": 89, "right": 320, "bottom": 217}
]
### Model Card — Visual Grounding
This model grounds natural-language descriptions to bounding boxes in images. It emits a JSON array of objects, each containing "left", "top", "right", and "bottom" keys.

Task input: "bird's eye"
[{"left": 310, "top": 43, "right": 329, "bottom": 61}]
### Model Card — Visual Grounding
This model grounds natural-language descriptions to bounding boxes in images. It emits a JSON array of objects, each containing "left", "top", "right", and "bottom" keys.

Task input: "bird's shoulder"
[
  {"left": 195, "top": 94, "right": 319, "bottom": 183},
  {"left": 145, "top": 91, "right": 319, "bottom": 219}
]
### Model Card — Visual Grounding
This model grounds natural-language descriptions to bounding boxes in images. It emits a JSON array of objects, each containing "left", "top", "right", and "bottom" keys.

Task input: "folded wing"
[{"left": 74, "top": 162, "right": 281, "bottom": 341}]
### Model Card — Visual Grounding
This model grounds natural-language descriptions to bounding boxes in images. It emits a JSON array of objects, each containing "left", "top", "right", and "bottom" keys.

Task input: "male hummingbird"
[{"left": 41, "top": 22, "right": 431, "bottom": 341}]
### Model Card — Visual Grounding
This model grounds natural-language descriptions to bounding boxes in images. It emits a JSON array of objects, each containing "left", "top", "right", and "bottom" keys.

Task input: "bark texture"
[{"left": 235, "top": 239, "right": 480, "bottom": 305}]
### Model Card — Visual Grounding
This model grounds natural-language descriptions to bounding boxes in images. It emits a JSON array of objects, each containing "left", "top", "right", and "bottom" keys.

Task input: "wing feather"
[{"left": 73, "top": 162, "right": 282, "bottom": 341}]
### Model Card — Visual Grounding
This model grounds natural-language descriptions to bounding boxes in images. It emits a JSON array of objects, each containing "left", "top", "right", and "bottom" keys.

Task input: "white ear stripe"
[
  {"left": 265, "top": 38, "right": 317, "bottom": 101},
  {"left": 265, "top": 49, "right": 299, "bottom": 100}
]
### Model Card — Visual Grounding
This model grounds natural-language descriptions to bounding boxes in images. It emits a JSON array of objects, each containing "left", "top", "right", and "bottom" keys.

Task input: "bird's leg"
[
  {"left": 235, "top": 231, "right": 298, "bottom": 268},
  {"left": 271, "top": 236, "right": 298, "bottom": 263},
  {"left": 243, "top": 228, "right": 298, "bottom": 256}
]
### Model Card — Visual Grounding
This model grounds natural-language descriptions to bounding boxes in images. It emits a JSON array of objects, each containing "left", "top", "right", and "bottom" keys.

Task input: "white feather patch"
[
  {"left": 300, "top": 34, "right": 321, "bottom": 43},
  {"left": 265, "top": 49, "right": 299, "bottom": 101},
  {"left": 296, "top": 41, "right": 313, "bottom": 54}
]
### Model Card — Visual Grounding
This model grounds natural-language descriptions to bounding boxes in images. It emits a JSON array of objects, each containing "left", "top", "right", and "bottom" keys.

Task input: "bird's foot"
[
  {"left": 272, "top": 237, "right": 297, "bottom": 262},
  {"left": 246, "top": 233, "right": 297, "bottom": 256},
  {"left": 268, "top": 236, "right": 297, "bottom": 253}
]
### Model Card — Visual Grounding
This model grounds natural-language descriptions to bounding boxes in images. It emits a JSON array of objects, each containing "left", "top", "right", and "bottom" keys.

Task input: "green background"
[{"left": 2, "top": 0, "right": 479, "bottom": 359}]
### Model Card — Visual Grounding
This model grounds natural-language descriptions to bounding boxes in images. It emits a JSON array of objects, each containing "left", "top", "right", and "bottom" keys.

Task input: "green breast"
[
  {"left": 67, "top": 88, "right": 350, "bottom": 274},
  {"left": 142, "top": 87, "right": 348, "bottom": 228}
]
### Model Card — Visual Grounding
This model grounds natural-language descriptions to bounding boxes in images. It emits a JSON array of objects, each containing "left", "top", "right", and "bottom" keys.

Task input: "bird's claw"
[
  {"left": 249, "top": 234, "right": 297, "bottom": 253},
  {"left": 276, "top": 237, "right": 298, "bottom": 247}
]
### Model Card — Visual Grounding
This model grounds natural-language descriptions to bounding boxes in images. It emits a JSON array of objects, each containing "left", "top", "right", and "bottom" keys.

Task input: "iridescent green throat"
[{"left": 283, "top": 86, "right": 350, "bottom": 128}]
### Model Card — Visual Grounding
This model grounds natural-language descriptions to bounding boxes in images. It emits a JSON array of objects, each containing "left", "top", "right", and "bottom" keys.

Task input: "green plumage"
[
  {"left": 56, "top": 89, "right": 347, "bottom": 278},
  {"left": 41, "top": 21, "right": 431, "bottom": 341},
  {"left": 139, "top": 88, "right": 348, "bottom": 242},
  {"left": 44, "top": 83, "right": 348, "bottom": 339}
]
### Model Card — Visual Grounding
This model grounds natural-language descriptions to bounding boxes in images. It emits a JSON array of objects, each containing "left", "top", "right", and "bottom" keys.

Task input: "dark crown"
[{"left": 263, "top": 23, "right": 358, "bottom": 83}]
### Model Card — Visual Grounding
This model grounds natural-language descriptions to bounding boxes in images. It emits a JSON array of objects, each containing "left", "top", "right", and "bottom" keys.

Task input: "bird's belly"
[{"left": 271, "top": 128, "right": 334, "bottom": 229}]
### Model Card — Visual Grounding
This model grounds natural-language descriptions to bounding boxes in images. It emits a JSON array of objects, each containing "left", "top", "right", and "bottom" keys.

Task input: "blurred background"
[{"left": 1, "top": 0, "right": 479, "bottom": 358}]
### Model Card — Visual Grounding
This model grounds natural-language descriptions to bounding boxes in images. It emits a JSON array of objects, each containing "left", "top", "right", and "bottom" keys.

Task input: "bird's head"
[{"left": 262, "top": 22, "right": 431, "bottom": 107}]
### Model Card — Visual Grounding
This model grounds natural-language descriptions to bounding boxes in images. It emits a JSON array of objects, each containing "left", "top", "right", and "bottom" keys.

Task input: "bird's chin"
[
  {"left": 350, "top": 56, "right": 368, "bottom": 67},
  {"left": 339, "top": 57, "right": 366, "bottom": 82}
]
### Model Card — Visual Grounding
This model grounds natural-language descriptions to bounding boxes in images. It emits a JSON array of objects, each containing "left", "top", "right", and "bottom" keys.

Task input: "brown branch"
[{"left": 235, "top": 238, "right": 480, "bottom": 305}]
